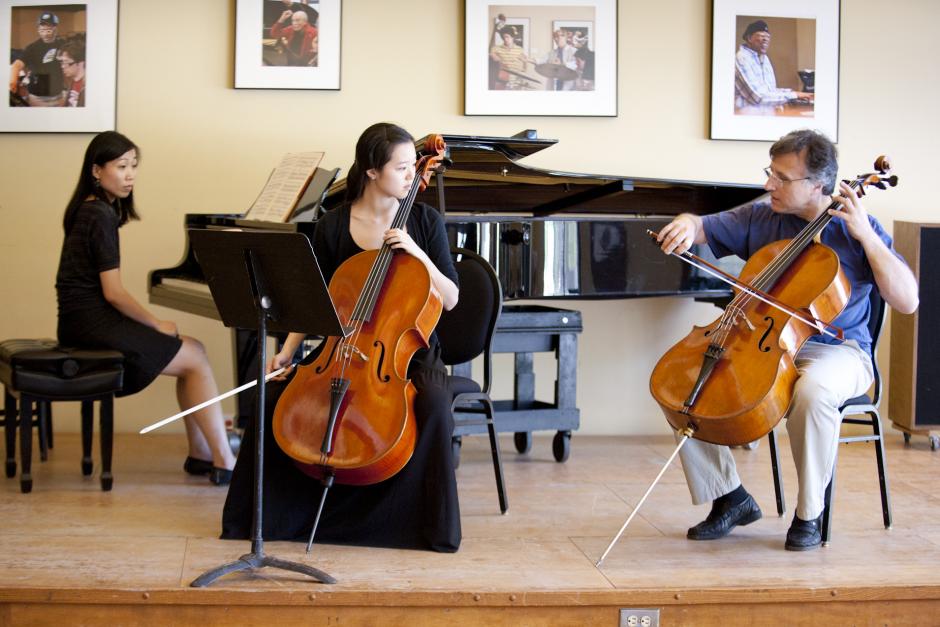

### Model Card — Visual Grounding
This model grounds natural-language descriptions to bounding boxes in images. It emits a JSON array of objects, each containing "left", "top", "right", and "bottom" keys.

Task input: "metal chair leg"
[
  {"left": 482, "top": 398, "right": 508, "bottom": 514},
  {"left": 768, "top": 428, "right": 786, "bottom": 516},
  {"left": 822, "top": 462, "right": 837, "bottom": 545},
  {"left": 871, "top": 411, "right": 892, "bottom": 529}
]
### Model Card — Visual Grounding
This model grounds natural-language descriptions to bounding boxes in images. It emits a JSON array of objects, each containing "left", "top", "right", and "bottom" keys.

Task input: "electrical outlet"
[{"left": 619, "top": 608, "right": 660, "bottom": 627}]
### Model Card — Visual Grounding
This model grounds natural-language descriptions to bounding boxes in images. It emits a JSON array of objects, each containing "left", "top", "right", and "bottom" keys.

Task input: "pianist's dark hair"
[
  {"left": 345, "top": 122, "right": 415, "bottom": 203},
  {"left": 770, "top": 129, "right": 838, "bottom": 195},
  {"left": 63, "top": 131, "right": 140, "bottom": 234}
]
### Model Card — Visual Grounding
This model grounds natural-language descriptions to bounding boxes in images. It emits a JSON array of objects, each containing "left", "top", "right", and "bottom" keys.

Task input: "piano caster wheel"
[
  {"left": 514, "top": 432, "right": 532, "bottom": 455},
  {"left": 5, "top": 459, "right": 15, "bottom": 478},
  {"left": 931, "top": 436, "right": 939, "bottom": 452},
  {"left": 101, "top": 473, "right": 113, "bottom": 492},
  {"left": 903, "top": 432, "right": 911, "bottom": 445},
  {"left": 553, "top": 431, "right": 571, "bottom": 463},
  {"left": 81, "top": 457, "right": 93, "bottom": 476},
  {"left": 451, "top": 436, "right": 462, "bottom": 469}
]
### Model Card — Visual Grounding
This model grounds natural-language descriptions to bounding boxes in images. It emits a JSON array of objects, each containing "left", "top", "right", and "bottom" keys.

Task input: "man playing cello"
[{"left": 656, "top": 129, "right": 918, "bottom": 551}]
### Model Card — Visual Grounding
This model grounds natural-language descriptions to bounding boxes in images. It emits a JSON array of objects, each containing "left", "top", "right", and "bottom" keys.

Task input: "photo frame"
[
  {"left": 710, "top": 0, "right": 840, "bottom": 141},
  {"left": 1, "top": 0, "right": 117, "bottom": 133},
  {"left": 235, "top": 0, "right": 341, "bottom": 90},
  {"left": 465, "top": 0, "right": 617, "bottom": 117}
]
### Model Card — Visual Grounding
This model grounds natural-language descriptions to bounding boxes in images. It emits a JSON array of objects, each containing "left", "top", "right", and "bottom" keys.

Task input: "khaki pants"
[{"left": 676, "top": 340, "right": 873, "bottom": 520}]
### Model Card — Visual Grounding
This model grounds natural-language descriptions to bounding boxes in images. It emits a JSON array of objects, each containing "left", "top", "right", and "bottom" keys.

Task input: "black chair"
[
  {"left": 768, "top": 288, "right": 891, "bottom": 544},
  {"left": 0, "top": 339, "right": 124, "bottom": 493},
  {"left": 437, "top": 247, "right": 508, "bottom": 514}
]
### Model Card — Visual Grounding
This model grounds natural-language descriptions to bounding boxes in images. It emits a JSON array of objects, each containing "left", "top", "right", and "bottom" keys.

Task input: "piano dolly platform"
[{"left": 452, "top": 305, "right": 581, "bottom": 463}]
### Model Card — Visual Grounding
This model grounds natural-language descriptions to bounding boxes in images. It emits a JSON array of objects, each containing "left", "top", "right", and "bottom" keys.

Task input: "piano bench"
[{"left": 0, "top": 339, "right": 124, "bottom": 493}]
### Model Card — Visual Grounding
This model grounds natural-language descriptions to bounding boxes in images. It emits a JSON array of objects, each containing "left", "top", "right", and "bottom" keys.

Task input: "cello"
[
  {"left": 272, "top": 135, "right": 447, "bottom": 495},
  {"left": 596, "top": 158, "right": 898, "bottom": 565}
]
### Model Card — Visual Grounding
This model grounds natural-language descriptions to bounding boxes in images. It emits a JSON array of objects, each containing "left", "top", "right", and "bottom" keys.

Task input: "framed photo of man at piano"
[
  {"left": 464, "top": 0, "right": 617, "bottom": 116},
  {"left": 709, "top": 0, "right": 840, "bottom": 141},
  {"left": 1, "top": 0, "right": 117, "bottom": 133},
  {"left": 234, "top": 0, "right": 341, "bottom": 90}
]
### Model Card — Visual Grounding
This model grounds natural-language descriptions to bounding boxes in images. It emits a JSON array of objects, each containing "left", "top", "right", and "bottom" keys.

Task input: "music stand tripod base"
[{"left": 191, "top": 551, "right": 336, "bottom": 587}]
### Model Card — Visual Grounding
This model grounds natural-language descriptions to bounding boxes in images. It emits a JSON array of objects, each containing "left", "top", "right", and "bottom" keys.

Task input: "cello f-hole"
[
  {"left": 373, "top": 340, "right": 391, "bottom": 382},
  {"left": 315, "top": 338, "right": 342, "bottom": 374},
  {"left": 758, "top": 316, "right": 775, "bottom": 353}
]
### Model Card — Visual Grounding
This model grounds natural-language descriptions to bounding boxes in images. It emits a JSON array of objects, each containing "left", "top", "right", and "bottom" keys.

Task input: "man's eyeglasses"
[{"left": 763, "top": 167, "right": 810, "bottom": 186}]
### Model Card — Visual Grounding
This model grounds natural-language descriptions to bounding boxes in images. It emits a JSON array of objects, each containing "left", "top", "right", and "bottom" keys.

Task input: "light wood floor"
[{"left": 2, "top": 428, "right": 939, "bottom": 625}]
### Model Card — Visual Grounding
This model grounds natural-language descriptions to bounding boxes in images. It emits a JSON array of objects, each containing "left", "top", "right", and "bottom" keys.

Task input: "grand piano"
[{"left": 149, "top": 132, "right": 765, "bottom": 451}]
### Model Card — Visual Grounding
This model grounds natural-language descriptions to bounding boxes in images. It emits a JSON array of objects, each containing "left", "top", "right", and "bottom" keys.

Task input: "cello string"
[
  {"left": 670, "top": 253, "right": 841, "bottom": 339},
  {"left": 341, "top": 163, "right": 426, "bottom": 372},
  {"left": 743, "top": 178, "right": 861, "bottom": 295}
]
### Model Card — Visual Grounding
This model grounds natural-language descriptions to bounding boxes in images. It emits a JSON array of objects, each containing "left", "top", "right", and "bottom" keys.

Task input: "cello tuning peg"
[
  {"left": 885, "top": 175, "right": 899, "bottom": 187},
  {"left": 874, "top": 155, "right": 891, "bottom": 174}
]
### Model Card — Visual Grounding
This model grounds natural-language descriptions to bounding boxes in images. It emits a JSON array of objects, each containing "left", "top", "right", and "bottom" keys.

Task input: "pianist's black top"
[
  {"left": 221, "top": 201, "right": 462, "bottom": 552},
  {"left": 56, "top": 199, "right": 121, "bottom": 316},
  {"left": 55, "top": 199, "right": 182, "bottom": 396}
]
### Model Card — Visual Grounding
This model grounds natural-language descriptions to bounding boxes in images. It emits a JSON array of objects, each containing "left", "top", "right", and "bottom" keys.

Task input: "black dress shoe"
[
  {"left": 209, "top": 467, "right": 233, "bottom": 486},
  {"left": 785, "top": 514, "right": 823, "bottom": 551},
  {"left": 687, "top": 493, "right": 762, "bottom": 540},
  {"left": 183, "top": 456, "right": 213, "bottom": 476}
]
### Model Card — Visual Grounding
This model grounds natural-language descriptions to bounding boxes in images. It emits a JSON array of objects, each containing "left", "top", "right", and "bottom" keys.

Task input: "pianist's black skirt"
[
  {"left": 57, "top": 306, "right": 182, "bottom": 397},
  {"left": 220, "top": 342, "right": 461, "bottom": 553}
]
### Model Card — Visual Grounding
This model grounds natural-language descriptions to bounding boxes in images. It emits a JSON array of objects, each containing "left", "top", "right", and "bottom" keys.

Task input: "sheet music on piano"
[{"left": 243, "top": 151, "right": 325, "bottom": 223}]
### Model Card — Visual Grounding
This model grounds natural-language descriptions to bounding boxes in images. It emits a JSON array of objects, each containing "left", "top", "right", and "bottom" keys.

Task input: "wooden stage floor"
[{"left": 2, "top": 430, "right": 939, "bottom": 625}]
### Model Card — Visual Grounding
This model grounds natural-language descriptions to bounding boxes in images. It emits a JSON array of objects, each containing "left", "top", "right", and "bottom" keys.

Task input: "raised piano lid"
[{"left": 321, "top": 131, "right": 766, "bottom": 218}]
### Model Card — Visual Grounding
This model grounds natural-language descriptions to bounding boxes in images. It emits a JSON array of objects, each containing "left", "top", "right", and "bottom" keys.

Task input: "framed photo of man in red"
[
  {"left": 710, "top": 0, "right": 840, "bottom": 141},
  {"left": 235, "top": 0, "right": 341, "bottom": 90},
  {"left": 1, "top": 0, "right": 117, "bottom": 132}
]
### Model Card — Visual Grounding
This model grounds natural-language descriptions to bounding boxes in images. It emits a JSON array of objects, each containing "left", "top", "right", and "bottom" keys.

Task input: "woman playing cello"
[
  {"left": 655, "top": 130, "right": 918, "bottom": 552},
  {"left": 221, "top": 122, "right": 462, "bottom": 552}
]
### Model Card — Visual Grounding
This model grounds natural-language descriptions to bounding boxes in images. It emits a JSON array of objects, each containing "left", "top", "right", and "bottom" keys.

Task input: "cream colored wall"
[{"left": 1, "top": 0, "right": 937, "bottom": 439}]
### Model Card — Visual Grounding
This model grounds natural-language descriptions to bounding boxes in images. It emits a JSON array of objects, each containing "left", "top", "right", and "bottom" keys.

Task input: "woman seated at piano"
[
  {"left": 221, "top": 122, "right": 462, "bottom": 552},
  {"left": 55, "top": 131, "right": 237, "bottom": 485}
]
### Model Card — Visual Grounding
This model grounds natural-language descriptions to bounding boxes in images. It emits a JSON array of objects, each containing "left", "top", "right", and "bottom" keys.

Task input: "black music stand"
[{"left": 188, "top": 229, "right": 343, "bottom": 587}]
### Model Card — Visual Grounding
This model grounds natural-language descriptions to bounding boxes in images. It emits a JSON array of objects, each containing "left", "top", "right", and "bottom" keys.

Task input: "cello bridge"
[{"left": 341, "top": 344, "right": 369, "bottom": 362}]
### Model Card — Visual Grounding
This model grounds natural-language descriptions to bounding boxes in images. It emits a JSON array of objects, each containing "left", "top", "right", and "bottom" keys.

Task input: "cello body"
[
  {"left": 650, "top": 239, "right": 850, "bottom": 445},
  {"left": 272, "top": 249, "right": 443, "bottom": 485}
]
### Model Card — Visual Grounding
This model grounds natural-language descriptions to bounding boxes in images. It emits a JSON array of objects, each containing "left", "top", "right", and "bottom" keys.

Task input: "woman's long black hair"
[
  {"left": 345, "top": 122, "right": 414, "bottom": 204},
  {"left": 63, "top": 131, "right": 140, "bottom": 233}
]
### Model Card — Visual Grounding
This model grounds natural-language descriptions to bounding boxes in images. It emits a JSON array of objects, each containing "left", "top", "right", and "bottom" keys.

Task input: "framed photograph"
[
  {"left": 235, "top": 0, "right": 341, "bottom": 90},
  {"left": 710, "top": 0, "right": 840, "bottom": 141},
  {"left": 1, "top": 0, "right": 117, "bottom": 133},
  {"left": 465, "top": 0, "right": 617, "bottom": 117}
]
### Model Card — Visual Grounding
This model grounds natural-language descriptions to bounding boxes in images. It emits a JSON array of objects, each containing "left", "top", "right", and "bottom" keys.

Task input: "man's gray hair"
[{"left": 770, "top": 129, "right": 838, "bottom": 195}]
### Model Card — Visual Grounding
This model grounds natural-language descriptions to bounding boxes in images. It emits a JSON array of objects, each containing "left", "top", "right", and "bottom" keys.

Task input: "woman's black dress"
[
  {"left": 221, "top": 203, "right": 461, "bottom": 552},
  {"left": 56, "top": 200, "right": 182, "bottom": 396}
]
